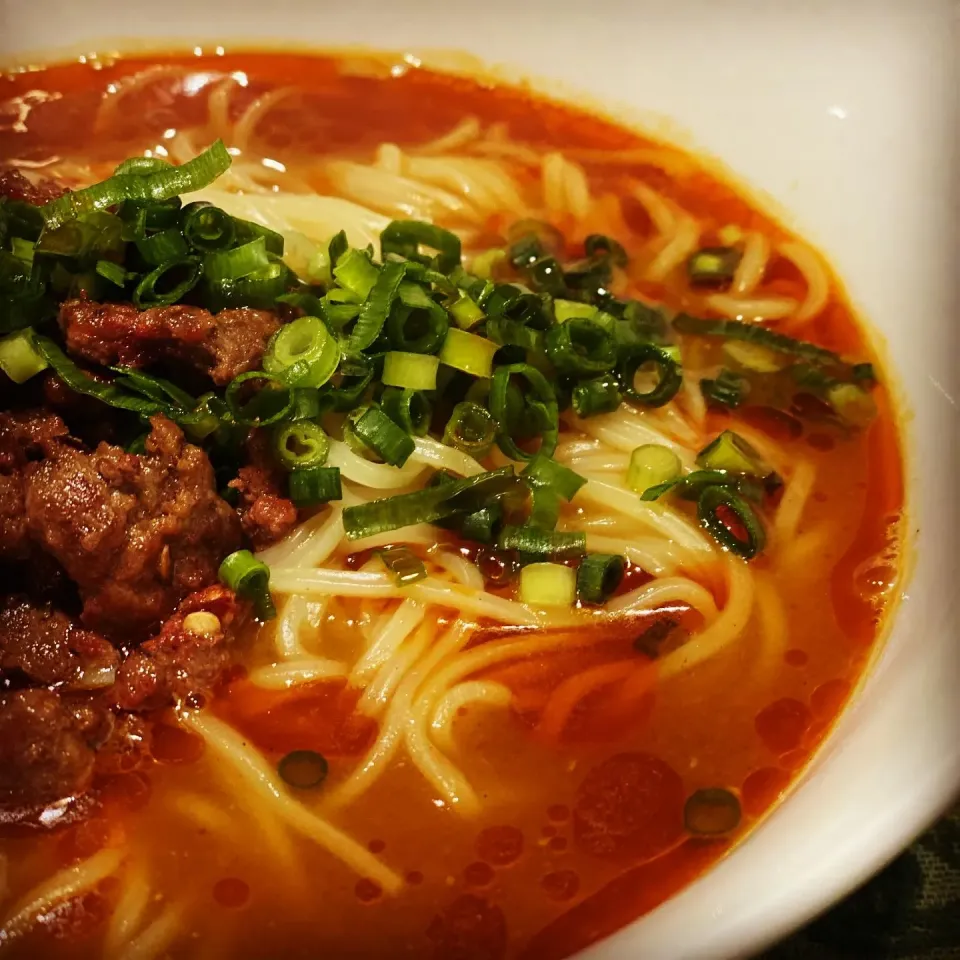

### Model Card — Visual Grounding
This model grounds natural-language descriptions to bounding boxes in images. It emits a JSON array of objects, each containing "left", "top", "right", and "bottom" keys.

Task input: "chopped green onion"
[
  {"left": 618, "top": 343, "right": 683, "bottom": 407},
  {"left": 626, "top": 444, "right": 682, "bottom": 494},
  {"left": 521, "top": 455, "right": 586, "bottom": 501},
  {"left": 225, "top": 371, "right": 294, "bottom": 427},
  {"left": 231, "top": 218, "right": 284, "bottom": 257},
  {"left": 333, "top": 247, "right": 380, "bottom": 299},
  {"left": 449, "top": 293, "right": 485, "bottom": 329},
  {"left": 696, "top": 431, "right": 768, "bottom": 476},
  {"left": 114, "top": 156, "right": 174, "bottom": 177},
  {"left": 273, "top": 421, "right": 330, "bottom": 470},
  {"left": 439, "top": 328, "right": 498, "bottom": 379},
  {"left": 382, "top": 351, "right": 440, "bottom": 391},
  {"left": 457, "top": 503, "right": 503, "bottom": 543},
  {"left": 378, "top": 546, "right": 427, "bottom": 586},
  {"left": 528, "top": 487, "right": 560, "bottom": 531},
  {"left": 96, "top": 260, "right": 130, "bottom": 287},
  {"left": 0, "top": 329, "right": 48, "bottom": 383},
  {"left": 219, "top": 549, "right": 275, "bottom": 620},
  {"left": 263, "top": 315, "right": 340, "bottom": 389},
  {"left": 571, "top": 375, "right": 622, "bottom": 417},
  {"left": 577, "top": 553, "right": 626, "bottom": 604},
  {"left": 641, "top": 469, "right": 741, "bottom": 503},
  {"left": 697, "top": 485, "right": 766, "bottom": 559},
  {"left": 722, "top": 340, "right": 786, "bottom": 373},
  {"left": 10, "top": 237, "right": 35, "bottom": 264},
  {"left": 544, "top": 317, "right": 617, "bottom": 376},
  {"left": 387, "top": 300, "right": 449, "bottom": 353},
  {"left": 42, "top": 140, "right": 232, "bottom": 230},
  {"left": 825, "top": 382, "right": 877, "bottom": 427},
  {"left": 442, "top": 402, "right": 497, "bottom": 459},
  {"left": 497, "top": 525, "right": 586, "bottom": 559},
  {"left": 328, "top": 355, "right": 375, "bottom": 412},
  {"left": 133, "top": 256, "right": 202, "bottom": 308},
  {"left": 684, "top": 788, "right": 742, "bottom": 836},
  {"left": 381, "top": 220, "right": 461, "bottom": 272},
  {"left": 203, "top": 236, "right": 269, "bottom": 283},
  {"left": 181, "top": 202, "right": 236, "bottom": 251},
  {"left": 490, "top": 363, "right": 559, "bottom": 461},
  {"left": 343, "top": 260, "right": 406, "bottom": 355},
  {"left": 348, "top": 405, "right": 415, "bottom": 467},
  {"left": 135, "top": 226, "right": 188, "bottom": 266},
  {"left": 111, "top": 365, "right": 197, "bottom": 409},
  {"left": 687, "top": 247, "right": 741, "bottom": 286},
  {"left": 278, "top": 749, "right": 328, "bottom": 789},
  {"left": 554, "top": 299, "right": 598, "bottom": 323},
  {"left": 520, "top": 562, "right": 577, "bottom": 607},
  {"left": 288, "top": 466, "right": 342, "bottom": 506},
  {"left": 204, "top": 259, "right": 292, "bottom": 312},
  {"left": 342, "top": 466, "right": 519, "bottom": 540},
  {"left": 380, "top": 387, "right": 431, "bottom": 437},
  {"left": 700, "top": 369, "right": 748, "bottom": 408}
]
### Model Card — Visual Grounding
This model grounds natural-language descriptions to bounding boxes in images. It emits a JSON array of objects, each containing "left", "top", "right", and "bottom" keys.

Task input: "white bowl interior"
[{"left": 2, "top": 1, "right": 958, "bottom": 957}]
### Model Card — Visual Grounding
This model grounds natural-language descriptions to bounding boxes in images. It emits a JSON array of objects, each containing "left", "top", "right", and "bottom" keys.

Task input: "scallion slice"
[
  {"left": 521, "top": 455, "right": 586, "bottom": 501},
  {"left": 489, "top": 363, "right": 559, "bottom": 461},
  {"left": 219, "top": 549, "right": 275, "bottom": 620},
  {"left": 343, "top": 260, "right": 406, "bottom": 355},
  {"left": 449, "top": 293, "right": 485, "bottom": 329},
  {"left": 288, "top": 466, "right": 342, "bottom": 506},
  {"left": 381, "top": 220, "right": 461, "bottom": 272},
  {"left": 439, "top": 328, "right": 498, "bottom": 379},
  {"left": 497, "top": 525, "right": 586, "bottom": 559},
  {"left": 697, "top": 485, "right": 766, "bottom": 559},
  {"left": 577, "top": 553, "right": 626, "bottom": 604},
  {"left": 378, "top": 546, "right": 427, "bottom": 586},
  {"left": 382, "top": 351, "right": 440, "bottom": 391},
  {"left": 696, "top": 430, "right": 768, "bottom": 476},
  {"left": 687, "top": 247, "right": 741, "bottom": 286},
  {"left": 443, "top": 402, "right": 496, "bottom": 459},
  {"left": 0, "top": 329, "right": 48, "bottom": 384},
  {"left": 333, "top": 247, "right": 380, "bottom": 299},
  {"left": 348, "top": 405, "right": 416, "bottom": 467},
  {"left": 520, "top": 562, "right": 577, "bottom": 607},
  {"left": 181, "top": 201, "right": 236, "bottom": 251},
  {"left": 544, "top": 317, "right": 617, "bottom": 376},
  {"left": 133, "top": 256, "right": 202, "bottom": 308},
  {"left": 273, "top": 421, "right": 330, "bottom": 470},
  {"left": 224, "top": 371, "right": 294, "bottom": 427},
  {"left": 626, "top": 444, "right": 682, "bottom": 494},
  {"left": 618, "top": 343, "right": 683, "bottom": 407},
  {"left": 263, "top": 315, "right": 340, "bottom": 389},
  {"left": 571, "top": 375, "right": 622, "bottom": 417},
  {"left": 135, "top": 227, "right": 188, "bottom": 267}
]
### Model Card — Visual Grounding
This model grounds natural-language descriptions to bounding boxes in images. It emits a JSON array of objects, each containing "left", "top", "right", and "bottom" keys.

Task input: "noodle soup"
[{"left": 0, "top": 49, "right": 903, "bottom": 960}]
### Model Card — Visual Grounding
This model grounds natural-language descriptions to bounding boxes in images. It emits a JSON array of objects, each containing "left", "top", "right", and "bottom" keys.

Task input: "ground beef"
[
  {"left": 0, "top": 688, "right": 106, "bottom": 815},
  {"left": 0, "top": 410, "right": 69, "bottom": 561},
  {"left": 58, "top": 299, "right": 281, "bottom": 386},
  {"left": 0, "top": 597, "right": 119, "bottom": 689},
  {"left": 94, "top": 713, "right": 152, "bottom": 776},
  {"left": 24, "top": 414, "right": 241, "bottom": 637},
  {"left": 110, "top": 584, "right": 244, "bottom": 712},
  {"left": 0, "top": 168, "right": 67, "bottom": 205},
  {"left": 228, "top": 429, "right": 298, "bottom": 548}
]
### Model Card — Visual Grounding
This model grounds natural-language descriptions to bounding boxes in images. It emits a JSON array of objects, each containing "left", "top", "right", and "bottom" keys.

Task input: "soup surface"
[{"left": 0, "top": 49, "right": 903, "bottom": 960}]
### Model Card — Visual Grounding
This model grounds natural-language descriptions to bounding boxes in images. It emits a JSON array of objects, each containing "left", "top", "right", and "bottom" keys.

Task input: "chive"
[
  {"left": 687, "top": 247, "right": 741, "bottom": 286},
  {"left": 378, "top": 546, "right": 427, "bottom": 586},
  {"left": 288, "top": 466, "right": 342, "bottom": 506},
  {"left": 618, "top": 343, "right": 683, "bottom": 407},
  {"left": 273, "top": 421, "right": 330, "bottom": 470},
  {"left": 41, "top": 140, "right": 232, "bottom": 230},
  {"left": 342, "top": 466, "right": 519, "bottom": 540},
  {"left": 700, "top": 369, "right": 748, "bottom": 408},
  {"left": 449, "top": 293, "right": 485, "bottom": 329},
  {"left": 219, "top": 549, "right": 275, "bottom": 620},
  {"left": 382, "top": 351, "right": 440, "bottom": 391},
  {"left": 278, "top": 750, "right": 329, "bottom": 789},
  {"left": 343, "top": 260, "right": 406, "bottom": 354},
  {"left": 381, "top": 387, "right": 431, "bottom": 437},
  {"left": 520, "top": 562, "right": 577, "bottom": 607},
  {"left": 696, "top": 431, "right": 768, "bottom": 476},
  {"left": 439, "top": 328, "right": 498, "bottom": 379},
  {"left": 521, "top": 454, "right": 586, "bottom": 501},
  {"left": 181, "top": 201, "right": 236, "bottom": 251},
  {"left": 225, "top": 371, "right": 295, "bottom": 427},
  {"left": 133, "top": 256, "right": 203, "bottom": 308},
  {"left": 626, "top": 444, "right": 682, "bottom": 494},
  {"left": 489, "top": 363, "right": 559, "bottom": 461},
  {"left": 348, "top": 405, "right": 416, "bottom": 467},
  {"left": 443, "top": 402, "right": 497, "bottom": 459},
  {"left": 571, "top": 375, "right": 622, "bottom": 417},
  {"left": 0, "top": 328, "right": 48, "bottom": 384},
  {"left": 496, "top": 525, "right": 586, "bottom": 559},
  {"left": 577, "top": 553, "right": 626, "bottom": 604},
  {"left": 263, "top": 315, "right": 340, "bottom": 389},
  {"left": 697, "top": 485, "right": 766, "bottom": 559},
  {"left": 684, "top": 788, "right": 742, "bottom": 836},
  {"left": 544, "top": 317, "right": 618, "bottom": 376},
  {"left": 380, "top": 220, "right": 462, "bottom": 272}
]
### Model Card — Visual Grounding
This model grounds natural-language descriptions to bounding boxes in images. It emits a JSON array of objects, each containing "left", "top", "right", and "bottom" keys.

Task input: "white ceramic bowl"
[{"left": 2, "top": 1, "right": 957, "bottom": 957}]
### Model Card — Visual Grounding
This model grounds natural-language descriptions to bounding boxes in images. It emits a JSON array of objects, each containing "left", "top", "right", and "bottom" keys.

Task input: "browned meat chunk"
[
  {"left": 58, "top": 299, "right": 281, "bottom": 386},
  {"left": 94, "top": 713, "right": 152, "bottom": 776},
  {"left": 0, "top": 689, "right": 105, "bottom": 814},
  {"left": 0, "top": 168, "right": 67, "bottom": 205},
  {"left": 0, "top": 598, "right": 119, "bottom": 690},
  {"left": 111, "top": 584, "right": 244, "bottom": 711},
  {"left": 24, "top": 414, "right": 241, "bottom": 636},
  {"left": 229, "top": 465, "right": 298, "bottom": 549},
  {"left": 0, "top": 410, "right": 69, "bottom": 561}
]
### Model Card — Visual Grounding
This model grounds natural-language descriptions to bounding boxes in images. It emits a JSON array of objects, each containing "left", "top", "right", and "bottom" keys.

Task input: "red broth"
[{"left": 0, "top": 49, "right": 904, "bottom": 960}]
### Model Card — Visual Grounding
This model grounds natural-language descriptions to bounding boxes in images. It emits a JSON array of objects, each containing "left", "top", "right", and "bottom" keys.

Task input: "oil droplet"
[
  {"left": 213, "top": 877, "right": 250, "bottom": 909},
  {"left": 355, "top": 878, "right": 382, "bottom": 903},
  {"left": 541, "top": 870, "right": 580, "bottom": 901},
  {"left": 464, "top": 861, "right": 495, "bottom": 887},
  {"left": 784, "top": 649, "right": 809, "bottom": 667},
  {"left": 476, "top": 825, "right": 524, "bottom": 866}
]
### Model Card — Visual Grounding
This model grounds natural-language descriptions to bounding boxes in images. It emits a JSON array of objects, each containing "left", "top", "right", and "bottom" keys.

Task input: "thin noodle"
[
  {"left": 232, "top": 87, "right": 301, "bottom": 153},
  {"left": 731, "top": 231, "right": 770, "bottom": 296},
  {"left": 773, "top": 460, "right": 816, "bottom": 545},
  {"left": 704, "top": 293, "right": 798, "bottom": 321},
  {"left": 414, "top": 116, "right": 481, "bottom": 154},
  {"left": 102, "top": 861, "right": 151, "bottom": 959},
  {"left": 779, "top": 240, "right": 830, "bottom": 323},
  {"left": 431, "top": 551, "right": 484, "bottom": 590},
  {"left": 605, "top": 577, "right": 719, "bottom": 619},
  {"left": 116, "top": 901, "right": 184, "bottom": 960},
  {"left": 753, "top": 572, "right": 789, "bottom": 684},
  {"left": 249, "top": 658, "right": 348, "bottom": 689},
  {"left": 430, "top": 681, "right": 513, "bottom": 755},
  {"left": 351, "top": 598, "right": 425, "bottom": 683}
]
